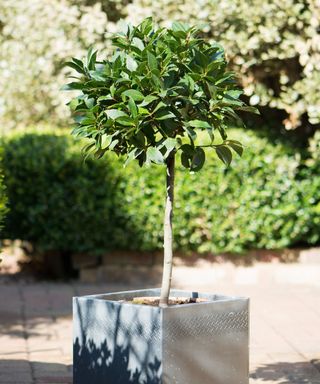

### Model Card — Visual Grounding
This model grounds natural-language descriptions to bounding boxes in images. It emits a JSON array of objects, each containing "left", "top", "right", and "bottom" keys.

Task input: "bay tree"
[{"left": 64, "top": 17, "right": 258, "bottom": 306}]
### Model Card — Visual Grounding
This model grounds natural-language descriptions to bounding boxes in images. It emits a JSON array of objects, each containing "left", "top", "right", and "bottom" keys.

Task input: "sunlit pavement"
[{"left": 1, "top": 263, "right": 320, "bottom": 384}]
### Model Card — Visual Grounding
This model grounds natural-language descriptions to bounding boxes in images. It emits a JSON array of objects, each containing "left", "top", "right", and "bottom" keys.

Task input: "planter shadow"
[{"left": 74, "top": 289, "right": 249, "bottom": 384}]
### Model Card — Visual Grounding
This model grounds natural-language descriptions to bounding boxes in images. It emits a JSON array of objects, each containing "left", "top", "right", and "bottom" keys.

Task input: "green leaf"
[
  {"left": 61, "top": 82, "right": 84, "bottom": 91},
  {"left": 139, "top": 17, "right": 153, "bottom": 35},
  {"left": 227, "top": 140, "right": 244, "bottom": 156},
  {"left": 180, "top": 143, "right": 194, "bottom": 155},
  {"left": 101, "top": 134, "right": 113, "bottom": 149},
  {"left": 65, "top": 61, "right": 85, "bottom": 75},
  {"left": 98, "top": 95, "right": 113, "bottom": 102},
  {"left": 140, "top": 95, "right": 158, "bottom": 106},
  {"left": 110, "top": 83, "right": 115, "bottom": 98},
  {"left": 155, "top": 110, "right": 175, "bottom": 120},
  {"left": 122, "top": 89, "right": 145, "bottom": 101},
  {"left": 132, "top": 37, "right": 144, "bottom": 51},
  {"left": 105, "top": 109, "right": 128, "bottom": 119},
  {"left": 185, "top": 126, "right": 197, "bottom": 141},
  {"left": 225, "top": 90, "right": 243, "bottom": 99},
  {"left": 180, "top": 144, "right": 194, "bottom": 169},
  {"left": 215, "top": 73, "right": 235, "bottom": 85},
  {"left": 124, "top": 148, "right": 143, "bottom": 166},
  {"left": 207, "top": 129, "right": 214, "bottom": 143},
  {"left": 126, "top": 56, "right": 138, "bottom": 71},
  {"left": 236, "top": 106, "right": 260, "bottom": 114},
  {"left": 188, "top": 120, "right": 211, "bottom": 129},
  {"left": 181, "top": 152, "right": 192, "bottom": 168},
  {"left": 116, "top": 116, "right": 135, "bottom": 126},
  {"left": 172, "top": 21, "right": 189, "bottom": 32},
  {"left": 152, "top": 101, "right": 167, "bottom": 114},
  {"left": 147, "top": 147, "right": 164, "bottom": 164},
  {"left": 216, "top": 145, "right": 232, "bottom": 166},
  {"left": 109, "top": 139, "right": 119, "bottom": 150},
  {"left": 162, "top": 137, "right": 177, "bottom": 157},
  {"left": 68, "top": 98, "right": 80, "bottom": 111},
  {"left": 151, "top": 73, "right": 162, "bottom": 89},
  {"left": 191, "top": 147, "right": 205, "bottom": 172},
  {"left": 89, "top": 70, "right": 105, "bottom": 81},
  {"left": 128, "top": 98, "right": 138, "bottom": 118},
  {"left": 147, "top": 51, "right": 158, "bottom": 71},
  {"left": 131, "top": 130, "right": 145, "bottom": 147},
  {"left": 87, "top": 47, "right": 97, "bottom": 70}
]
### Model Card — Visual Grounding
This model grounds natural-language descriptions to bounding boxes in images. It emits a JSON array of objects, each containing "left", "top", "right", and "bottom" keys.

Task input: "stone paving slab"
[{"left": 0, "top": 265, "right": 320, "bottom": 383}]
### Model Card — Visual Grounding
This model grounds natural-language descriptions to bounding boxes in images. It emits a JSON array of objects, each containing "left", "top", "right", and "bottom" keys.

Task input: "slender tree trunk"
[{"left": 159, "top": 152, "right": 175, "bottom": 307}]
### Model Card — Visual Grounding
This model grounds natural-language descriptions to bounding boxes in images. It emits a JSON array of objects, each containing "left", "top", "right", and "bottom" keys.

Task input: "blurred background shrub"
[
  {"left": 0, "top": 148, "right": 7, "bottom": 238},
  {"left": 128, "top": 0, "right": 320, "bottom": 136},
  {"left": 2, "top": 128, "right": 319, "bottom": 255},
  {"left": 1, "top": 129, "right": 128, "bottom": 254},
  {"left": 1, "top": 0, "right": 319, "bottom": 140}
]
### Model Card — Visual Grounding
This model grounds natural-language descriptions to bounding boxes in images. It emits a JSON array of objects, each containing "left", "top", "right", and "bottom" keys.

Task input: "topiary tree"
[{"left": 64, "top": 17, "right": 258, "bottom": 306}]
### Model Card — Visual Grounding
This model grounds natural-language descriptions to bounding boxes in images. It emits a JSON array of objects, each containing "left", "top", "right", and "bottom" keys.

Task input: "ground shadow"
[
  {"left": 251, "top": 360, "right": 320, "bottom": 383},
  {"left": 0, "top": 359, "right": 72, "bottom": 383}
]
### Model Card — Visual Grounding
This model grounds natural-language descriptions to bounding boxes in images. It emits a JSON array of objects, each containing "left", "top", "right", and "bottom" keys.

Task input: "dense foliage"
[
  {"left": 1, "top": 0, "right": 318, "bottom": 133},
  {"left": 2, "top": 129, "right": 319, "bottom": 254},
  {"left": 0, "top": 0, "right": 122, "bottom": 130},
  {"left": 1, "top": 130, "right": 125, "bottom": 254},
  {"left": 65, "top": 18, "right": 256, "bottom": 170},
  {"left": 129, "top": 0, "right": 320, "bottom": 131},
  {"left": 0, "top": 149, "right": 7, "bottom": 238}
]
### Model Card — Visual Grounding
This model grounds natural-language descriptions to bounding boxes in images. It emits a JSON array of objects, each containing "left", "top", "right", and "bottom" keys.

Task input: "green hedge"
[
  {"left": 122, "top": 132, "right": 319, "bottom": 253},
  {"left": 2, "top": 129, "right": 319, "bottom": 255},
  {"left": 1, "top": 131, "right": 127, "bottom": 254},
  {"left": 0, "top": 149, "right": 8, "bottom": 239}
]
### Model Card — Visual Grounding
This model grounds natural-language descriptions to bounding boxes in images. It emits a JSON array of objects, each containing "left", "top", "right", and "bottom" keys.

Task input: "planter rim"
[{"left": 73, "top": 288, "right": 249, "bottom": 311}]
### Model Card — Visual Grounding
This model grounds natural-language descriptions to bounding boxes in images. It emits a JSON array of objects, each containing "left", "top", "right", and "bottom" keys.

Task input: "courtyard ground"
[{"left": 0, "top": 261, "right": 320, "bottom": 384}]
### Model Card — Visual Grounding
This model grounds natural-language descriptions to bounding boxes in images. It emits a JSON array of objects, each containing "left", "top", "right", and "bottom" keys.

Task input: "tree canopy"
[{"left": 65, "top": 18, "right": 258, "bottom": 170}]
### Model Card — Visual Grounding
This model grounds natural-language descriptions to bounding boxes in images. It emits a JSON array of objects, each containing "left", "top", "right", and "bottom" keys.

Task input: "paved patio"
[{"left": 1, "top": 262, "right": 320, "bottom": 384}]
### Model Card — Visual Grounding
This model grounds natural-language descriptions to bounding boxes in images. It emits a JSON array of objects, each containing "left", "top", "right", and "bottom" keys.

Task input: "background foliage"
[
  {"left": 1, "top": 129, "right": 130, "bottom": 254},
  {"left": 2, "top": 129, "right": 319, "bottom": 255},
  {"left": 129, "top": 0, "right": 320, "bottom": 132},
  {"left": 0, "top": 149, "right": 7, "bottom": 238},
  {"left": 1, "top": 0, "right": 319, "bottom": 135}
]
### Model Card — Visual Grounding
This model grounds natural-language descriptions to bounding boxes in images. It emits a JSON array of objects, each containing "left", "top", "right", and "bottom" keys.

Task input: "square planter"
[{"left": 73, "top": 289, "right": 249, "bottom": 384}]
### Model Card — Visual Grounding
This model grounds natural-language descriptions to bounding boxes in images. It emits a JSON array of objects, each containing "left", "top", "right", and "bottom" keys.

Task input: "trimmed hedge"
[
  {"left": 1, "top": 131, "right": 127, "bottom": 254},
  {"left": 2, "top": 129, "right": 319, "bottom": 255},
  {"left": 0, "top": 149, "right": 8, "bottom": 238}
]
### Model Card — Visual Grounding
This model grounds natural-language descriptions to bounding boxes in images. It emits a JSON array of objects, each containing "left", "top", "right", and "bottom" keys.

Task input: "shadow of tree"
[
  {"left": 251, "top": 360, "right": 320, "bottom": 383},
  {"left": 74, "top": 294, "right": 162, "bottom": 384},
  {"left": 0, "top": 359, "right": 72, "bottom": 383},
  {"left": 74, "top": 337, "right": 161, "bottom": 384}
]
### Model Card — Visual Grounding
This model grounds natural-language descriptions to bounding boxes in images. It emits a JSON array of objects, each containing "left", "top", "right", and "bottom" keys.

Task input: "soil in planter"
[{"left": 120, "top": 296, "right": 208, "bottom": 306}]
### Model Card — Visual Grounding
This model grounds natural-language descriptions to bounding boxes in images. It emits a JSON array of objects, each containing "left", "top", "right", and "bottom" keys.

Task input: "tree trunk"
[{"left": 159, "top": 152, "right": 175, "bottom": 307}]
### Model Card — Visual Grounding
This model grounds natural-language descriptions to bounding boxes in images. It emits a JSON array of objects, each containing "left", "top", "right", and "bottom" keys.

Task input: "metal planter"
[{"left": 73, "top": 288, "right": 249, "bottom": 384}]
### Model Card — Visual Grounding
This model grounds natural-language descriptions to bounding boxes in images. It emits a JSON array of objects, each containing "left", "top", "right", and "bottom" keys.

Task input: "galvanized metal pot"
[{"left": 73, "top": 288, "right": 249, "bottom": 384}]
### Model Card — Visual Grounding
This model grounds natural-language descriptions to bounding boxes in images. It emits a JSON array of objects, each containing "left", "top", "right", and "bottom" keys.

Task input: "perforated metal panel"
[{"left": 73, "top": 289, "right": 249, "bottom": 384}]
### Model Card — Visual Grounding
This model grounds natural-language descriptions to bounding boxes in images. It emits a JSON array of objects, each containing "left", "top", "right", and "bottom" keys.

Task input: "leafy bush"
[
  {"left": 1, "top": 130, "right": 130, "bottom": 254},
  {"left": 0, "top": 149, "right": 8, "bottom": 238},
  {"left": 0, "top": 0, "right": 125, "bottom": 129},
  {"left": 128, "top": 0, "right": 320, "bottom": 130},
  {"left": 2, "top": 128, "right": 319, "bottom": 255},
  {"left": 1, "top": 0, "right": 319, "bottom": 133},
  {"left": 122, "top": 130, "right": 319, "bottom": 253}
]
